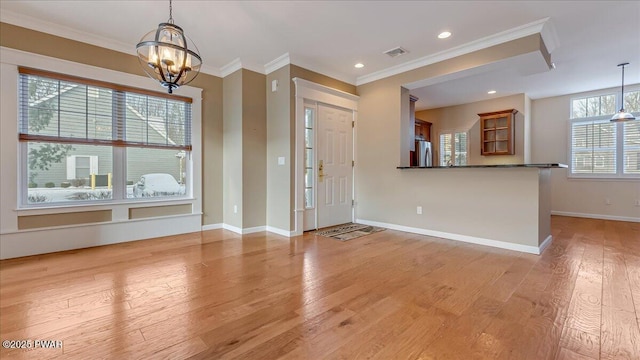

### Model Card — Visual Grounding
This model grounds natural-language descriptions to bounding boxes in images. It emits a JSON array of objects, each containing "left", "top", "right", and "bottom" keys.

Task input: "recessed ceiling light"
[
  {"left": 354, "top": 63, "right": 364, "bottom": 69},
  {"left": 438, "top": 31, "right": 451, "bottom": 39},
  {"left": 487, "top": 90, "right": 497, "bottom": 94}
]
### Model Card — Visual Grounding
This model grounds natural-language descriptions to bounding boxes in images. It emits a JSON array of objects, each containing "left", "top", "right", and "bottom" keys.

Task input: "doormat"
[{"left": 315, "top": 223, "right": 385, "bottom": 241}]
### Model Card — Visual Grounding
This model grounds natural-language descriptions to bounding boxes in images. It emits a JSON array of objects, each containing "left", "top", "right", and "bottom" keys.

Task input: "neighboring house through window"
[
  {"left": 66, "top": 155, "right": 98, "bottom": 179},
  {"left": 569, "top": 89, "right": 640, "bottom": 178}
]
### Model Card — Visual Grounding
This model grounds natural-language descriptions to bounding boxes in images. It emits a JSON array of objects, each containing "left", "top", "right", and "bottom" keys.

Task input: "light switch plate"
[
  {"left": 278, "top": 156, "right": 285, "bottom": 165},
  {"left": 271, "top": 80, "right": 278, "bottom": 92}
]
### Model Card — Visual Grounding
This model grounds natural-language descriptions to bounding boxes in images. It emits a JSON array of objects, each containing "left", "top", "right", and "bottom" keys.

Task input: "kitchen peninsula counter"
[
  {"left": 397, "top": 163, "right": 567, "bottom": 169},
  {"left": 365, "top": 163, "right": 569, "bottom": 255}
]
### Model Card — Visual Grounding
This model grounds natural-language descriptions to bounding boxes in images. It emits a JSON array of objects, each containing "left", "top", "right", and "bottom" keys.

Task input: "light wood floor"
[{"left": 1, "top": 216, "right": 638, "bottom": 359}]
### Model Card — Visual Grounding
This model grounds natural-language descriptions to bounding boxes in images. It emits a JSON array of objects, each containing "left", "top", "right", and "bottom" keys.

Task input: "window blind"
[
  {"left": 18, "top": 68, "right": 192, "bottom": 151},
  {"left": 624, "top": 121, "right": 640, "bottom": 175},
  {"left": 454, "top": 132, "right": 467, "bottom": 166},
  {"left": 570, "top": 119, "right": 616, "bottom": 174},
  {"left": 440, "top": 133, "right": 451, "bottom": 166}
]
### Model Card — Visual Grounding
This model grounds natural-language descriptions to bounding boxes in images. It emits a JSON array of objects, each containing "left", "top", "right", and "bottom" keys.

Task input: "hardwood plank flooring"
[{"left": 0, "top": 216, "right": 638, "bottom": 359}]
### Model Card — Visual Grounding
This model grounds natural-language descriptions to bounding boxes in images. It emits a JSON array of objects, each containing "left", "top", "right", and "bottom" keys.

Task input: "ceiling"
[{"left": 1, "top": 1, "right": 639, "bottom": 110}]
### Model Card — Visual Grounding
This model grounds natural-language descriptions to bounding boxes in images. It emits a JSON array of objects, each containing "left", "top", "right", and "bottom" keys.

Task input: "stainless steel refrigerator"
[{"left": 416, "top": 140, "right": 433, "bottom": 167}]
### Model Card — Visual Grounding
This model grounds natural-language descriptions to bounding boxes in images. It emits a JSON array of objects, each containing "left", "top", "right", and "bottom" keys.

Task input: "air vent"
[{"left": 384, "top": 47, "right": 409, "bottom": 58}]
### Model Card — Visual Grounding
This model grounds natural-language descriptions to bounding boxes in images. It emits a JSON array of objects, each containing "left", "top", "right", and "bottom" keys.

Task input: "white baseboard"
[
  {"left": 551, "top": 211, "right": 640, "bottom": 223},
  {"left": 266, "top": 226, "right": 295, "bottom": 237},
  {"left": 221, "top": 224, "right": 267, "bottom": 235},
  {"left": 539, "top": 235, "right": 553, "bottom": 254},
  {"left": 203, "top": 223, "right": 293, "bottom": 237},
  {"left": 202, "top": 223, "right": 223, "bottom": 231},
  {"left": 222, "top": 224, "right": 243, "bottom": 234},
  {"left": 242, "top": 226, "right": 267, "bottom": 234},
  {"left": 356, "top": 219, "right": 545, "bottom": 255}
]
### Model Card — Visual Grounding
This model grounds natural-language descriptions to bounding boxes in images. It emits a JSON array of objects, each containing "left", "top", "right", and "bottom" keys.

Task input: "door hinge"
[
  {"left": 352, "top": 121, "right": 355, "bottom": 128},
  {"left": 352, "top": 160, "right": 355, "bottom": 167},
  {"left": 352, "top": 199, "right": 355, "bottom": 206}
]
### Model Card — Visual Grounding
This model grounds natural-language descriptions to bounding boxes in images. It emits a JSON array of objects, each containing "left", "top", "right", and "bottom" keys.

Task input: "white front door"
[{"left": 316, "top": 104, "right": 353, "bottom": 228}]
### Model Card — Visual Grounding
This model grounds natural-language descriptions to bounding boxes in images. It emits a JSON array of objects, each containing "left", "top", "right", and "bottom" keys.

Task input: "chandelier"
[{"left": 136, "top": 0, "right": 202, "bottom": 94}]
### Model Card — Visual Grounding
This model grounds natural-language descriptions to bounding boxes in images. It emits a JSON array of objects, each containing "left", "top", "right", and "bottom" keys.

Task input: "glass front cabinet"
[{"left": 479, "top": 109, "right": 517, "bottom": 155}]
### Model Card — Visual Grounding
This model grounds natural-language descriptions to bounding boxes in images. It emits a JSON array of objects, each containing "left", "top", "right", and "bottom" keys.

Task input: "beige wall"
[
  {"left": 0, "top": 22, "right": 225, "bottom": 226},
  {"left": 223, "top": 70, "right": 245, "bottom": 228},
  {"left": 241, "top": 69, "right": 267, "bottom": 228},
  {"left": 266, "top": 66, "right": 293, "bottom": 231},
  {"left": 416, "top": 94, "right": 526, "bottom": 165},
  {"left": 531, "top": 89, "right": 640, "bottom": 220},
  {"left": 222, "top": 69, "right": 267, "bottom": 229}
]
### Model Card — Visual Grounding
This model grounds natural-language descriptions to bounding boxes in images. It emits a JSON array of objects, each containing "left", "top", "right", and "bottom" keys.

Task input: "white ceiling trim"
[
  {"left": 264, "top": 53, "right": 290, "bottom": 74},
  {"left": 219, "top": 58, "right": 266, "bottom": 77},
  {"left": 1, "top": 9, "right": 558, "bottom": 86},
  {"left": 220, "top": 58, "right": 243, "bottom": 77},
  {"left": 355, "top": 17, "right": 551, "bottom": 86},
  {"left": 287, "top": 55, "right": 355, "bottom": 85},
  {"left": 1, "top": 8, "right": 223, "bottom": 78},
  {"left": 1, "top": 8, "right": 133, "bottom": 56}
]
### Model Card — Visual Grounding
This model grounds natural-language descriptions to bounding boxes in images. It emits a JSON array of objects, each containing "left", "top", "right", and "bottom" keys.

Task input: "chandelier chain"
[{"left": 169, "top": 0, "right": 173, "bottom": 23}]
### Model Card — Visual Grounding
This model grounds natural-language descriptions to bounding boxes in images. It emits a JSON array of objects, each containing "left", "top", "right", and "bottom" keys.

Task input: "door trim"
[{"left": 292, "top": 78, "right": 359, "bottom": 236}]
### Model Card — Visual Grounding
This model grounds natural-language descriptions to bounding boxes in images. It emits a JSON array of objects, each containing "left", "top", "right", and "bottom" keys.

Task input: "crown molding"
[
  {"left": 288, "top": 55, "right": 356, "bottom": 85},
  {"left": 1, "top": 9, "right": 133, "bottom": 56},
  {"left": 264, "top": 53, "right": 290, "bottom": 74},
  {"left": 1, "top": 8, "right": 223, "bottom": 78},
  {"left": 3, "top": 8, "right": 558, "bottom": 87},
  {"left": 356, "top": 17, "right": 552, "bottom": 86},
  {"left": 220, "top": 58, "right": 267, "bottom": 78},
  {"left": 199, "top": 64, "right": 221, "bottom": 78},
  {"left": 220, "top": 58, "right": 242, "bottom": 77}
]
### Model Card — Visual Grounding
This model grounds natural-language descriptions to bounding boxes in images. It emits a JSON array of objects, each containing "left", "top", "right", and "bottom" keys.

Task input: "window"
[
  {"left": 569, "top": 90, "right": 640, "bottom": 177},
  {"left": 19, "top": 68, "right": 192, "bottom": 205},
  {"left": 439, "top": 131, "right": 468, "bottom": 166},
  {"left": 304, "top": 107, "right": 315, "bottom": 209}
]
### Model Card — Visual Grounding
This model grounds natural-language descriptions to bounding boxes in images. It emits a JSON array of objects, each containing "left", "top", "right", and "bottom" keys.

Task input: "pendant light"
[
  {"left": 610, "top": 62, "right": 636, "bottom": 122},
  {"left": 136, "top": 0, "right": 202, "bottom": 94}
]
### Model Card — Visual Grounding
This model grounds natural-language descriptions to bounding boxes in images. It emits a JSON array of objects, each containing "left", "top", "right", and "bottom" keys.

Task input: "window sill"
[
  {"left": 15, "top": 197, "right": 196, "bottom": 216},
  {"left": 567, "top": 175, "right": 640, "bottom": 182}
]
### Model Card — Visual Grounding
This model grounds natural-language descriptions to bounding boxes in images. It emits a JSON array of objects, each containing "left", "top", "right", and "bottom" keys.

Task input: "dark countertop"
[{"left": 397, "top": 163, "right": 568, "bottom": 169}]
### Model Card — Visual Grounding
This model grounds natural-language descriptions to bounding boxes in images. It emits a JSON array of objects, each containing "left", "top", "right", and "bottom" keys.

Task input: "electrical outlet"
[
  {"left": 233, "top": 205, "right": 238, "bottom": 214},
  {"left": 605, "top": 198, "right": 611, "bottom": 205},
  {"left": 417, "top": 206, "right": 423, "bottom": 215}
]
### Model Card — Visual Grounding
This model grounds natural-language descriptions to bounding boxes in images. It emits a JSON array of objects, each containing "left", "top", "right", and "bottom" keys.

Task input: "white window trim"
[
  {"left": 567, "top": 88, "right": 640, "bottom": 180},
  {"left": 1, "top": 46, "right": 202, "bottom": 233}
]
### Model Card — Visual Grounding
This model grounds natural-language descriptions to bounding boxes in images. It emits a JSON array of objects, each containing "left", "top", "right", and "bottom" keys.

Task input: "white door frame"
[{"left": 292, "top": 78, "right": 359, "bottom": 236}]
